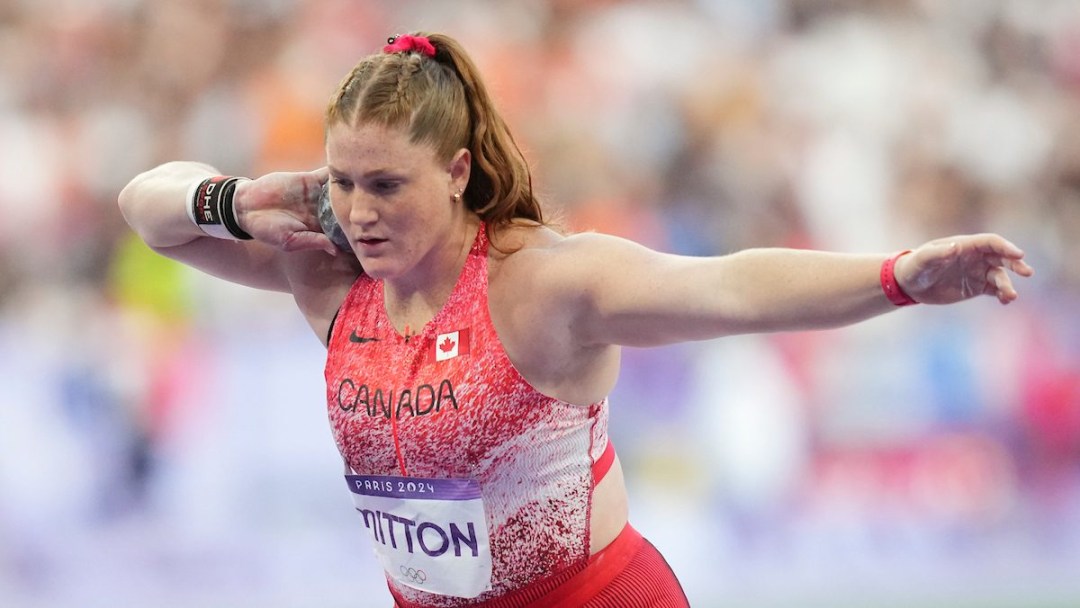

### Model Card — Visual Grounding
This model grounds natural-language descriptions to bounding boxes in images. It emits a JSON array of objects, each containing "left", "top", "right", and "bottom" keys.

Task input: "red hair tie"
[{"left": 383, "top": 35, "right": 436, "bottom": 57}]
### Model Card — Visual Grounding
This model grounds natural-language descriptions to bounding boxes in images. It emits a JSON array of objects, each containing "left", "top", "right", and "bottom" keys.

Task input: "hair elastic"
[{"left": 384, "top": 34, "right": 436, "bottom": 57}]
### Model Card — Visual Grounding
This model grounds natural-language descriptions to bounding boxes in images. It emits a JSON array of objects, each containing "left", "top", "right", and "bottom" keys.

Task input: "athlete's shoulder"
[
  {"left": 488, "top": 224, "right": 630, "bottom": 304},
  {"left": 490, "top": 221, "right": 620, "bottom": 260},
  {"left": 489, "top": 221, "right": 562, "bottom": 254}
]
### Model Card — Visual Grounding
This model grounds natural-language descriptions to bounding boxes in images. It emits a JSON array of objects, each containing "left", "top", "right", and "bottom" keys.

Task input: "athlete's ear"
[{"left": 448, "top": 148, "right": 470, "bottom": 193}]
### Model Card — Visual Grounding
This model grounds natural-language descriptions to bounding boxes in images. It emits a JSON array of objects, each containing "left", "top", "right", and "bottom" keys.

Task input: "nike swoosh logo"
[{"left": 349, "top": 331, "right": 380, "bottom": 344}]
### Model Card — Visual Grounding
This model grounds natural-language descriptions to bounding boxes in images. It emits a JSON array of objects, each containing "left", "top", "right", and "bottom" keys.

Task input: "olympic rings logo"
[{"left": 399, "top": 565, "right": 427, "bottom": 584}]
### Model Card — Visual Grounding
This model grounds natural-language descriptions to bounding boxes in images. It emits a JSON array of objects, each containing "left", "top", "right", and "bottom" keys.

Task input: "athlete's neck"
[{"left": 383, "top": 217, "right": 481, "bottom": 331}]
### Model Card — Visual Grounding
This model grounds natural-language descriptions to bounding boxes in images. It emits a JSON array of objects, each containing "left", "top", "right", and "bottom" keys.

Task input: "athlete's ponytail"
[
  {"left": 425, "top": 34, "right": 542, "bottom": 226},
  {"left": 325, "top": 32, "right": 546, "bottom": 236}
]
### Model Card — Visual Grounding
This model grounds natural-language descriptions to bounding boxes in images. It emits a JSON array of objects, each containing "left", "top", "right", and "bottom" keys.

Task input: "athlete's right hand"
[{"left": 233, "top": 167, "right": 338, "bottom": 255}]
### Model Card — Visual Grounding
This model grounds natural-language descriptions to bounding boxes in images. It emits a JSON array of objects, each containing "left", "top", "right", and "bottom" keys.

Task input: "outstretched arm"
[{"left": 549, "top": 232, "right": 1034, "bottom": 348}]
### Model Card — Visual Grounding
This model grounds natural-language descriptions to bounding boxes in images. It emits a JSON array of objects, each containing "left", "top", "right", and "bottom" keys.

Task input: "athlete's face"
[{"left": 326, "top": 121, "right": 470, "bottom": 281}]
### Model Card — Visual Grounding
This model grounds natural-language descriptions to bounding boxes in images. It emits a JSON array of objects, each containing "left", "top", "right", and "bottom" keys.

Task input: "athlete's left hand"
[
  {"left": 895, "top": 234, "right": 1035, "bottom": 305},
  {"left": 230, "top": 167, "right": 335, "bottom": 254}
]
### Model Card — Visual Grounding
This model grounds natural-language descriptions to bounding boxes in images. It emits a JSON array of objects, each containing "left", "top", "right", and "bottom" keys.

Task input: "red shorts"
[{"left": 391, "top": 524, "right": 689, "bottom": 608}]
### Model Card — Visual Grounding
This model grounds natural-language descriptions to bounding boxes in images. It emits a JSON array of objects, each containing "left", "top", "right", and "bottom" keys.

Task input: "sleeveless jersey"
[{"left": 324, "top": 224, "right": 612, "bottom": 605}]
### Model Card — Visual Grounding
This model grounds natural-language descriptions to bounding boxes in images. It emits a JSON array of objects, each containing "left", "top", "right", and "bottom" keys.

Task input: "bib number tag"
[{"left": 346, "top": 474, "right": 493, "bottom": 597}]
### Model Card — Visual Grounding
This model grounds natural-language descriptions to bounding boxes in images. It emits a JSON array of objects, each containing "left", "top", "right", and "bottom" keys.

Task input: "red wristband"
[{"left": 881, "top": 250, "right": 918, "bottom": 306}]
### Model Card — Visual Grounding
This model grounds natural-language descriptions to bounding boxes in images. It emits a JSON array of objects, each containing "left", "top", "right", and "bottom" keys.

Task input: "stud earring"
[{"left": 452, "top": 190, "right": 462, "bottom": 202}]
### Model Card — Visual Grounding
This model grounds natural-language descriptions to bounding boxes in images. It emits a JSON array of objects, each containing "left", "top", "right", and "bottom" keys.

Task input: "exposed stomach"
[{"left": 589, "top": 452, "right": 629, "bottom": 555}]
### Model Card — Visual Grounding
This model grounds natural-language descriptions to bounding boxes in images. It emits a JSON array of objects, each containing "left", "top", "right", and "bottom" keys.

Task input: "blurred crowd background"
[{"left": 2, "top": 0, "right": 1080, "bottom": 606}]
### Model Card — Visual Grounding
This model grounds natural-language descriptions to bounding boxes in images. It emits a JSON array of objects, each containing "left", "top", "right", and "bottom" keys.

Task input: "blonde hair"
[{"left": 326, "top": 32, "right": 545, "bottom": 235}]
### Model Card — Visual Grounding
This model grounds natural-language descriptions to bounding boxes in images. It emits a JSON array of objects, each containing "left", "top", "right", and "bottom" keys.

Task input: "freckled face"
[{"left": 326, "top": 122, "right": 461, "bottom": 280}]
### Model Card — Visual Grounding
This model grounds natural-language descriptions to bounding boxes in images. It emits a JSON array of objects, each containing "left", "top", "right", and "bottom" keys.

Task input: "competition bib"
[{"left": 346, "top": 474, "right": 493, "bottom": 597}]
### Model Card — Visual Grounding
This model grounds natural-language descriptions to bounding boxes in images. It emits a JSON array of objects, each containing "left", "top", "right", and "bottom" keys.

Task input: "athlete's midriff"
[{"left": 324, "top": 224, "right": 615, "bottom": 606}]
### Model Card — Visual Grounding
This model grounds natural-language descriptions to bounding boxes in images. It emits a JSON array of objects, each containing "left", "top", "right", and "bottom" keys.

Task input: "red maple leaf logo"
[{"left": 439, "top": 336, "right": 456, "bottom": 353}]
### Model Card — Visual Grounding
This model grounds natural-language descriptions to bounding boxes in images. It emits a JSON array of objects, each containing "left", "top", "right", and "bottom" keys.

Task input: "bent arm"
[
  {"left": 118, "top": 161, "right": 222, "bottom": 249},
  {"left": 117, "top": 161, "right": 288, "bottom": 291},
  {"left": 118, "top": 161, "right": 362, "bottom": 342},
  {"left": 550, "top": 233, "right": 1032, "bottom": 348},
  {"left": 117, "top": 161, "right": 340, "bottom": 292}
]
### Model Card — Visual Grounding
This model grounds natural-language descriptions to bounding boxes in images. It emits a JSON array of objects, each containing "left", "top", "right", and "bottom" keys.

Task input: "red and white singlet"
[{"left": 325, "top": 224, "right": 613, "bottom": 605}]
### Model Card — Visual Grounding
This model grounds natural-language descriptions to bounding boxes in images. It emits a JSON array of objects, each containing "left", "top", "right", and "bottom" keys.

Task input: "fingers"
[
  {"left": 912, "top": 234, "right": 1035, "bottom": 306},
  {"left": 995, "top": 236, "right": 1025, "bottom": 259},
  {"left": 985, "top": 265, "right": 1017, "bottom": 304},
  {"left": 1006, "top": 256, "right": 1035, "bottom": 277},
  {"left": 283, "top": 231, "right": 339, "bottom": 256},
  {"left": 976, "top": 234, "right": 1033, "bottom": 304},
  {"left": 969, "top": 233, "right": 1025, "bottom": 259},
  {"left": 973, "top": 235, "right": 1034, "bottom": 302}
]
